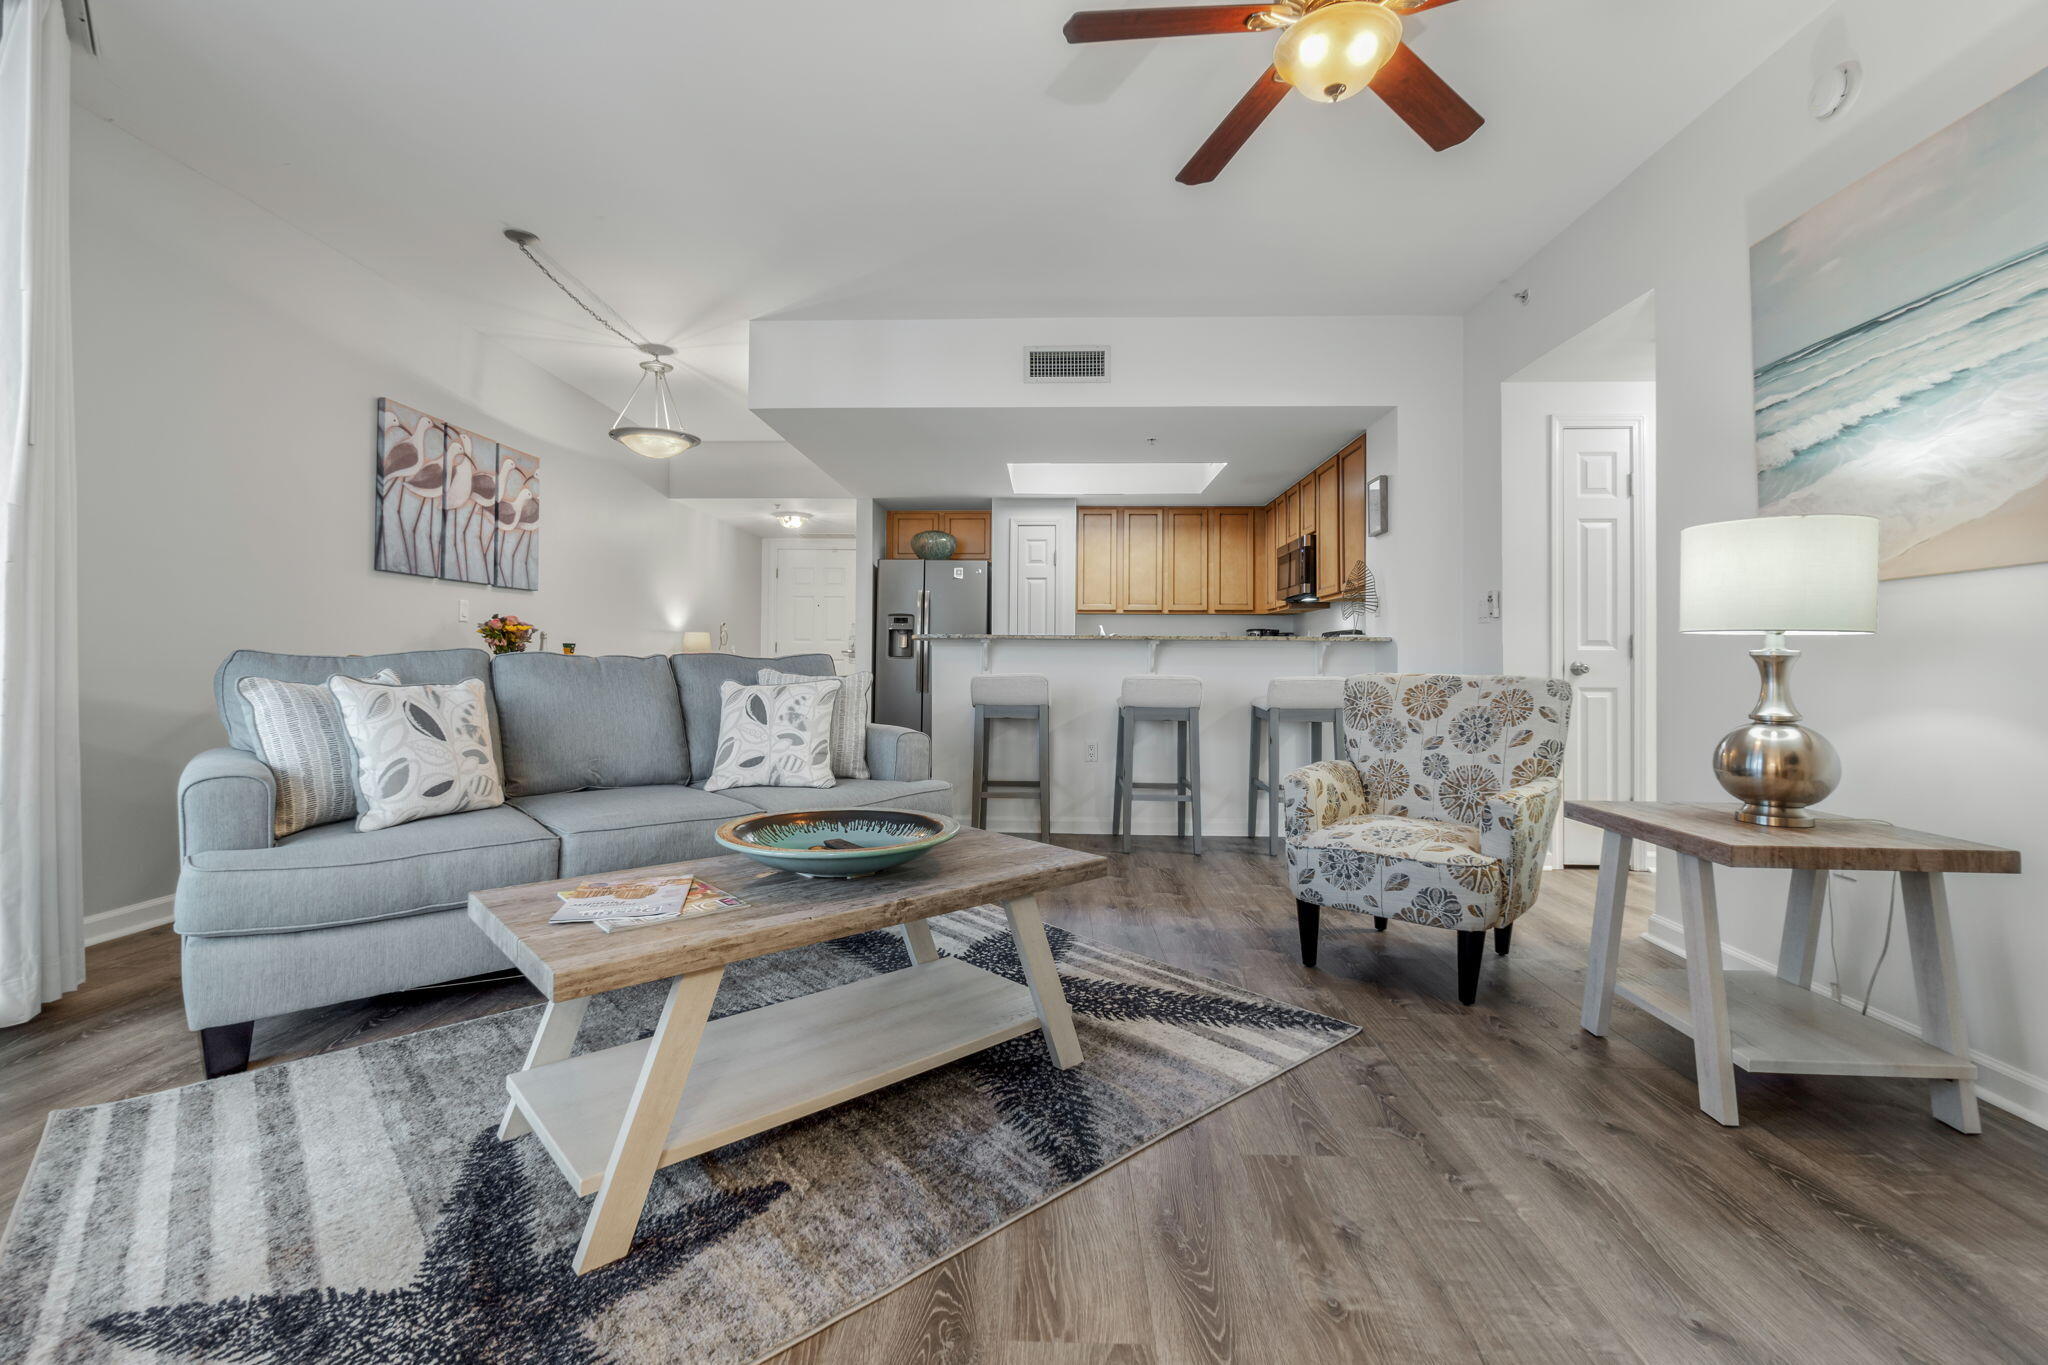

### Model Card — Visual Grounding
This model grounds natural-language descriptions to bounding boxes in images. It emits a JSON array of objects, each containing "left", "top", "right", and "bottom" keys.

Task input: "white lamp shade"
[
  {"left": 680, "top": 631, "right": 713, "bottom": 652},
  {"left": 1679, "top": 515, "right": 1878, "bottom": 635}
]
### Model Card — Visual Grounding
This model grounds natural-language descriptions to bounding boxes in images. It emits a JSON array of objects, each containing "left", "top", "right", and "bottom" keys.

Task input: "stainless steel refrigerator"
[{"left": 875, "top": 558, "right": 989, "bottom": 731}]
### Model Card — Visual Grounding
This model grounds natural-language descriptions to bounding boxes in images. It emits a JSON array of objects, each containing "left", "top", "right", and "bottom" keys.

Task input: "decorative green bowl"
[
  {"left": 910, "top": 529, "right": 958, "bottom": 560},
  {"left": 713, "top": 808, "right": 960, "bottom": 878}
]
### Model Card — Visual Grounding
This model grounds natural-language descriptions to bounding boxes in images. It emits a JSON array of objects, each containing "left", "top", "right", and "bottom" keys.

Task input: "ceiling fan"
[{"left": 1062, "top": 0, "right": 1482, "bottom": 184}]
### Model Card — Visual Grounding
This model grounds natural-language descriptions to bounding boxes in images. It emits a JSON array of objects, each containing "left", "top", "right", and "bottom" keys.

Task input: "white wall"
[
  {"left": 1462, "top": 4, "right": 2048, "bottom": 1122},
  {"left": 70, "top": 116, "right": 763, "bottom": 919}
]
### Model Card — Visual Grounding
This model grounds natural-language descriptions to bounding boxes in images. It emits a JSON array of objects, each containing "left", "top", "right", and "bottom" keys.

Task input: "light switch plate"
[{"left": 458, "top": 598, "right": 471, "bottom": 622}]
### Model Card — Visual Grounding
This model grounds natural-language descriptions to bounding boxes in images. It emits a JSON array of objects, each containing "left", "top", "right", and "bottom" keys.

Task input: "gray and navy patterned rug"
[{"left": 0, "top": 907, "right": 1354, "bottom": 1364}]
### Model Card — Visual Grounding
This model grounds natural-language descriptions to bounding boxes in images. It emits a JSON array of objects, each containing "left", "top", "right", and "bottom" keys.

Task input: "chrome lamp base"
[{"left": 1711, "top": 639, "right": 1838, "bottom": 829}]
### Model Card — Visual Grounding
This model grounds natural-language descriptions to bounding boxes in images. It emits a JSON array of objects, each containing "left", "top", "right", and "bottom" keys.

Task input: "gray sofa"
[{"left": 176, "top": 647, "right": 947, "bottom": 1075}]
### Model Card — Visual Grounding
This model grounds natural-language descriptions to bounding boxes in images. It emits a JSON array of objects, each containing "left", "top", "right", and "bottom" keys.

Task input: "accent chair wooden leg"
[
  {"left": 1373, "top": 916, "right": 1388, "bottom": 932},
  {"left": 1296, "top": 900, "right": 1320, "bottom": 968},
  {"left": 1457, "top": 931, "right": 1484, "bottom": 1005},
  {"left": 1495, "top": 925, "right": 1513, "bottom": 956},
  {"left": 200, "top": 1021, "right": 255, "bottom": 1078}
]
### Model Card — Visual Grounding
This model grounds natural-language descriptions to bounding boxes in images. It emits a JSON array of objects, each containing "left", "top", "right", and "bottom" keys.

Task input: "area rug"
[{"left": 0, "top": 907, "right": 1354, "bottom": 1363}]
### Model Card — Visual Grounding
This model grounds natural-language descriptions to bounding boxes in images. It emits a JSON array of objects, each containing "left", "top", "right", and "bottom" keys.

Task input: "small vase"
[{"left": 911, "top": 530, "right": 958, "bottom": 560}]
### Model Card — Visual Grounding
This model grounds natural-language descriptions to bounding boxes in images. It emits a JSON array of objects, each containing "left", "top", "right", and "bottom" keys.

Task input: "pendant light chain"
[{"left": 508, "top": 234, "right": 647, "bottom": 350}]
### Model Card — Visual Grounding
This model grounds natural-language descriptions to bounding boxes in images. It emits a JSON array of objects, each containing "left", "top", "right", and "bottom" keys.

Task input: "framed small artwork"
[
  {"left": 374, "top": 398, "right": 540, "bottom": 590},
  {"left": 1367, "top": 475, "right": 1389, "bottom": 537}
]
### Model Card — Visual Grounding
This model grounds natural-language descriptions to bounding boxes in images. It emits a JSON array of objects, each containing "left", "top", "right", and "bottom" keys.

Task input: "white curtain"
[{"left": 0, "top": 0, "right": 85, "bottom": 1026}]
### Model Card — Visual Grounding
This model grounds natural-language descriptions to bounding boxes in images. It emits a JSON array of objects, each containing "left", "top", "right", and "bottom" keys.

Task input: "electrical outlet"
[
  {"left": 1084, "top": 740, "right": 1100, "bottom": 764},
  {"left": 1480, "top": 590, "right": 1502, "bottom": 621},
  {"left": 458, "top": 598, "right": 471, "bottom": 622}
]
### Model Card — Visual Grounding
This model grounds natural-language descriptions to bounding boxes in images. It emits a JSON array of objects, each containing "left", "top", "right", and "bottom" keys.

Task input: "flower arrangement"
[{"left": 478, "top": 614, "right": 537, "bottom": 655}]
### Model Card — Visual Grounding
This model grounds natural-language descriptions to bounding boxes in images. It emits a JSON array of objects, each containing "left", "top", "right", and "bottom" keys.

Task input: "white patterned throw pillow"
[
  {"left": 238, "top": 668, "right": 399, "bottom": 837},
  {"left": 704, "top": 678, "right": 842, "bottom": 792},
  {"left": 327, "top": 675, "right": 504, "bottom": 832},
  {"left": 759, "top": 667, "right": 871, "bottom": 780}
]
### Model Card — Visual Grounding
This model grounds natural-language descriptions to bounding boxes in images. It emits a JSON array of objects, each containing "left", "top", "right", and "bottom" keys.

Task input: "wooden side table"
[{"left": 1569, "top": 801, "right": 2019, "bottom": 1132}]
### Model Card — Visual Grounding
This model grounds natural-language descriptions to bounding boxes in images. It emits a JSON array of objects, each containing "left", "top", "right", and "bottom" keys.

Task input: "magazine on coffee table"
[{"left": 548, "top": 874, "right": 752, "bottom": 929}]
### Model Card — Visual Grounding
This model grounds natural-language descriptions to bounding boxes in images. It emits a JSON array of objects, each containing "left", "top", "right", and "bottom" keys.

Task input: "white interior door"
[
  {"left": 1009, "top": 520, "right": 1058, "bottom": 636},
  {"left": 1552, "top": 423, "right": 1636, "bottom": 865},
  {"left": 770, "top": 544, "right": 857, "bottom": 671}
]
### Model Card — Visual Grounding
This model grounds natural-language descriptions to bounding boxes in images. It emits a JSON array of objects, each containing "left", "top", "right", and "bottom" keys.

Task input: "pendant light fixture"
[
  {"left": 609, "top": 344, "right": 700, "bottom": 459},
  {"left": 505, "top": 229, "right": 701, "bottom": 459}
]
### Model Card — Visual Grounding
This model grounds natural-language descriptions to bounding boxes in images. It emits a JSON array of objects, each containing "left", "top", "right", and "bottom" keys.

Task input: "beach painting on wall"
[
  {"left": 1751, "top": 65, "right": 2048, "bottom": 580},
  {"left": 374, "top": 399, "right": 540, "bottom": 590}
]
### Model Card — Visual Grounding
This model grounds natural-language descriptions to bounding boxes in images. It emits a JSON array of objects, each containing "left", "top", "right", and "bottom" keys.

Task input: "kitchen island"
[{"left": 916, "top": 633, "right": 1397, "bottom": 841}]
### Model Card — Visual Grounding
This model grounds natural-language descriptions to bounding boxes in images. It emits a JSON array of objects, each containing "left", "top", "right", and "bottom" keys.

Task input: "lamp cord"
[
  {"left": 1861, "top": 875, "right": 1900, "bottom": 1017},
  {"left": 1820, "top": 864, "right": 1899, "bottom": 1015},
  {"left": 510, "top": 238, "right": 647, "bottom": 351}
]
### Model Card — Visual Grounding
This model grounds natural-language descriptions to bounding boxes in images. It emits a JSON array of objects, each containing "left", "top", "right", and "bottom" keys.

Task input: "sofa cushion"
[
  {"left": 672, "top": 652, "right": 835, "bottom": 784},
  {"left": 216, "top": 648, "right": 494, "bottom": 756},
  {"left": 492, "top": 653, "right": 689, "bottom": 797},
  {"left": 176, "top": 805, "right": 558, "bottom": 937},
  {"left": 724, "top": 779, "right": 952, "bottom": 815},
  {"left": 509, "top": 785, "right": 761, "bottom": 878}
]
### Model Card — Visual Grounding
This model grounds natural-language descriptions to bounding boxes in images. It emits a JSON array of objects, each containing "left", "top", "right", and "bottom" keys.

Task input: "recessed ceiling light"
[{"left": 1008, "top": 462, "right": 1227, "bottom": 496}]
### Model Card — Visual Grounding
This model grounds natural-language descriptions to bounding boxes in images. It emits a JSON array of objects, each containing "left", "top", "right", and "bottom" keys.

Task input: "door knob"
[{"left": 1569, "top": 661, "right": 1591, "bottom": 677}]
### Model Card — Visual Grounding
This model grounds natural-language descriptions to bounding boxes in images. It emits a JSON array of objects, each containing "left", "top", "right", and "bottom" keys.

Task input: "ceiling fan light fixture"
[
  {"left": 608, "top": 344, "right": 701, "bottom": 459},
  {"left": 1274, "top": 1, "right": 1402, "bottom": 103}
]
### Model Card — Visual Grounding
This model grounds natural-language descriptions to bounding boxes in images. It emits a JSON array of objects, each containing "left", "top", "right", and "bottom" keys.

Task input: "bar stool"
[
  {"left": 1112, "top": 675, "right": 1203, "bottom": 855},
  {"left": 1248, "top": 676, "right": 1345, "bottom": 856},
  {"left": 970, "top": 674, "right": 1051, "bottom": 841}
]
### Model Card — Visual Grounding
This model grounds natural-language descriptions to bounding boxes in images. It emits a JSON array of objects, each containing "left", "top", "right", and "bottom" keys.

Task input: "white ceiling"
[
  {"left": 692, "top": 499, "right": 859, "bottom": 538},
  {"left": 755, "top": 406, "right": 1386, "bottom": 504},
  {"left": 72, "top": 0, "right": 1819, "bottom": 462}
]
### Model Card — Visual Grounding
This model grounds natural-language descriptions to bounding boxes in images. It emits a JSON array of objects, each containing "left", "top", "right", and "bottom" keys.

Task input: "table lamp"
[
  {"left": 680, "top": 631, "right": 713, "bottom": 653},
  {"left": 1678, "top": 514, "right": 1878, "bottom": 828}
]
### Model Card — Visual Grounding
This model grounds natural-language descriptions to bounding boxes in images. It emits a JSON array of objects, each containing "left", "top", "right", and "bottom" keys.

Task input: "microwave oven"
[{"left": 1278, "top": 533, "right": 1317, "bottom": 603}]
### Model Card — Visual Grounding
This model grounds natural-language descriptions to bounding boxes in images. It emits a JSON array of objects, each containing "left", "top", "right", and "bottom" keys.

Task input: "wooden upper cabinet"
[
  {"left": 1314, "top": 458, "right": 1342, "bottom": 598},
  {"left": 884, "top": 509, "right": 990, "bottom": 559},
  {"left": 1076, "top": 508, "right": 1119, "bottom": 612},
  {"left": 886, "top": 512, "right": 941, "bottom": 559},
  {"left": 1208, "top": 508, "right": 1258, "bottom": 614},
  {"left": 1338, "top": 436, "right": 1367, "bottom": 598},
  {"left": 941, "top": 511, "right": 991, "bottom": 560},
  {"left": 1164, "top": 509, "right": 1210, "bottom": 612},
  {"left": 1120, "top": 508, "right": 1166, "bottom": 612}
]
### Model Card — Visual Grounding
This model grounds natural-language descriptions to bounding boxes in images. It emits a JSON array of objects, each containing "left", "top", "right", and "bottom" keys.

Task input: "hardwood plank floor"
[{"left": 6, "top": 835, "right": 2047, "bottom": 1362}]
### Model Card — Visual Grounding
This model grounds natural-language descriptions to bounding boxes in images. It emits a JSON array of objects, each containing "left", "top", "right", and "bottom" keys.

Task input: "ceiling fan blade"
[
  {"left": 1064, "top": 5, "right": 1279, "bottom": 43},
  {"left": 1370, "top": 42, "right": 1483, "bottom": 150},
  {"left": 1385, "top": 0, "right": 1465, "bottom": 14},
  {"left": 1176, "top": 65, "right": 1290, "bottom": 185}
]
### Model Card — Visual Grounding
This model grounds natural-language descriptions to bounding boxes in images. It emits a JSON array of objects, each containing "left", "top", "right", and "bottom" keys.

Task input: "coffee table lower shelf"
[
  {"left": 507, "top": 957, "right": 1041, "bottom": 1196},
  {"left": 1614, "top": 968, "right": 1975, "bottom": 1080}
]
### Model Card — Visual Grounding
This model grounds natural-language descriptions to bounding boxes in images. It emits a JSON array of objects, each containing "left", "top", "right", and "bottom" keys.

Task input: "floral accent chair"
[{"left": 1283, "top": 673, "right": 1571, "bottom": 1004}]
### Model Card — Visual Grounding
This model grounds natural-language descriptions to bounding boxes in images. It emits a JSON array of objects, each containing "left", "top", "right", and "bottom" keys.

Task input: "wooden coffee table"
[{"left": 467, "top": 826, "right": 1106, "bottom": 1274}]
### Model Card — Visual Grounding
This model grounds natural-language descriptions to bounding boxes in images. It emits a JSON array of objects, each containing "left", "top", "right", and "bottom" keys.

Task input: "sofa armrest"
[
  {"left": 1480, "top": 776, "right": 1563, "bottom": 916},
  {"left": 864, "top": 724, "right": 932, "bottom": 782},
  {"left": 1281, "top": 760, "right": 1371, "bottom": 838},
  {"left": 178, "top": 747, "right": 276, "bottom": 859}
]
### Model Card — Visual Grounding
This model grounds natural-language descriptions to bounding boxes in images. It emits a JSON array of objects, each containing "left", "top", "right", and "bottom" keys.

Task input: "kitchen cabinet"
[
  {"left": 1164, "top": 509, "right": 1210, "bottom": 612},
  {"left": 1076, "top": 508, "right": 1119, "bottom": 612},
  {"left": 1315, "top": 457, "right": 1342, "bottom": 599},
  {"left": 1121, "top": 508, "right": 1166, "bottom": 612},
  {"left": 1208, "top": 507, "right": 1258, "bottom": 614},
  {"left": 1339, "top": 437, "right": 1367, "bottom": 598},
  {"left": 884, "top": 509, "right": 991, "bottom": 560}
]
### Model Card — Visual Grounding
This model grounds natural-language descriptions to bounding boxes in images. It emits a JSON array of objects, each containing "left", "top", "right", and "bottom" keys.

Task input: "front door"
[
  {"left": 1552, "top": 422, "right": 1637, "bottom": 865},
  {"left": 769, "top": 544, "right": 857, "bottom": 671}
]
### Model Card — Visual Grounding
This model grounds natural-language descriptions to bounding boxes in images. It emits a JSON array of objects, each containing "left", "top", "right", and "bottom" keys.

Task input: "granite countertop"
[{"left": 917, "top": 633, "right": 1392, "bottom": 643}]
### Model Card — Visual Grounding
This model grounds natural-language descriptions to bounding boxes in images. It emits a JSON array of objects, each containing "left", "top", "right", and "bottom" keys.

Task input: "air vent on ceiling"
[{"left": 1024, "top": 347, "right": 1110, "bottom": 383}]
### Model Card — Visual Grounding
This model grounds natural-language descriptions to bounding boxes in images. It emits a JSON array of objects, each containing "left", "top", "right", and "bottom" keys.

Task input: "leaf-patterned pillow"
[
  {"left": 704, "top": 678, "right": 841, "bottom": 792},
  {"left": 327, "top": 675, "right": 504, "bottom": 832}
]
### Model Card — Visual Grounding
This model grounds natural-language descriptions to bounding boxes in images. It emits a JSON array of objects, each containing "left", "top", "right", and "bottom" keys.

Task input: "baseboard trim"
[
  {"left": 84, "top": 895, "right": 175, "bottom": 947},
  {"left": 1642, "top": 913, "right": 2048, "bottom": 1130}
]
